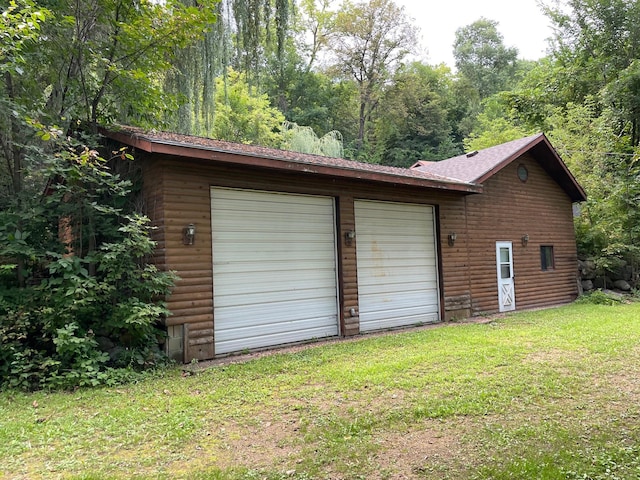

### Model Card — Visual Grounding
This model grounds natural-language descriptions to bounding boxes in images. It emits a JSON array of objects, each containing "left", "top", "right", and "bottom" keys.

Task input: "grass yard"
[{"left": 2, "top": 302, "right": 640, "bottom": 479}]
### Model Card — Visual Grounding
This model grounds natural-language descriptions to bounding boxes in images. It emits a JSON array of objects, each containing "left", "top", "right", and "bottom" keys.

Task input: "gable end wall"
[{"left": 465, "top": 153, "right": 579, "bottom": 314}]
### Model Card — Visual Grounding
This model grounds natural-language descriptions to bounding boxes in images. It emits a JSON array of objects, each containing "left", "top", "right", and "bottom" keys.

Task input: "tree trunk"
[
  {"left": 4, "top": 71, "right": 26, "bottom": 288},
  {"left": 357, "top": 96, "right": 366, "bottom": 152}
]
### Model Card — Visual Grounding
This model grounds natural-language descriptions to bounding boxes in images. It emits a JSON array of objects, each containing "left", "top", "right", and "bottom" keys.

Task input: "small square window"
[{"left": 540, "top": 246, "right": 554, "bottom": 271}]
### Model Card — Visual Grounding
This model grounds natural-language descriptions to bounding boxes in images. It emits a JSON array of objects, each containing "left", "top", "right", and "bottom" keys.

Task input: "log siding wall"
[
  {"left": 142, "top": 151, "right": 578, "bottom": 361},
  {"left": 465, "top": 153, "right": 579, "bottom": 314}
]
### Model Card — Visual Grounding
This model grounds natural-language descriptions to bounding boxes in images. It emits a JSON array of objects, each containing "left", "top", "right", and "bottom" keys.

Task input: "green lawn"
[{"left": 2, "top": 302, "right": 640, "bottom": 479}]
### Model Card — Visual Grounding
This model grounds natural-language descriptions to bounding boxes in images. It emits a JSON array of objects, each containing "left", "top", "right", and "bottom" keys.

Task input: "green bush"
[
  {"left": 575, "top": 289, "right": 623, "bottom": 306},
  {"left": 0, "top": 139, "right": 176, "bottom": 390}
]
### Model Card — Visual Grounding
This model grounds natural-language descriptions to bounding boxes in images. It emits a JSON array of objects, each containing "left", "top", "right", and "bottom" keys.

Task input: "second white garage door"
[
  {"left": 354, "top": 199, "right": 440, "bottom": 331},
  {"left": 211, "top": 187, "right": 339, "bottom": 354}
]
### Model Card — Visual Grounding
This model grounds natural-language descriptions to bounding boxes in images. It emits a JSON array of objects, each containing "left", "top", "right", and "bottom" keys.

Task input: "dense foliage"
[
  {"left": 3, "top": 0, "right": 640, "bottom": 388},
  {"left": 0, "top": 136, "right": 176, "bottom": 390},
  {"left": 0, "top": 0, "right": 204, "bottom": 389}
]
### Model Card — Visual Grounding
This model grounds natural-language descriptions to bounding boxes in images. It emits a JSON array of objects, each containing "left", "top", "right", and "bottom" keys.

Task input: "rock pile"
[{"left": 578, "top": 258, "right": 635, "bottom": 292}]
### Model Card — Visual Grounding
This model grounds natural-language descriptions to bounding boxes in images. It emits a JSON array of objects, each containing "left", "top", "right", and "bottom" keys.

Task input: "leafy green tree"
[
  {"left": 534, "top": 0, "right": 640, "bottom": 272},
  {"left": 494, "top": 59, "right": 570, "bottom": 133},
  {"left": 281, "top": 121, "right": 343, "bottom": 157},
  {"left": 0, "top": 0, "right": 217, "bottom": 388},
  {"left": 164, "top": 0, "right": 297, "bottom": 136},
  {"left": 448, "top": 16, "right": 531, "bottom": 147},
  {"left": 544, "top": 0, "right": 640, "bottom": 146},
  {"left": 602, "top": 60, "right": 640, "bottom": 147},
  {"left": 464, "top": 119, "right": 531, "bottom": 152},
  {"left": 165, "top": 0, "right": 226, "bottom": 136},
  {"left": 453, "top": 18, "right": 518, "bottom": 99},
  {"left": 1, "top": 0, "right": 51, "bottom": 288},
  {"left": 1, "top": 0, "right": 218, "bottom": 208},
  {"left": 212, "top": 68, "right": 285, "bottom": 146},
  {"left": 328, "top": 0, "right": 418, "bottom": 156},
  {"left": 230, "top": 0, "right": 291, "bottom": 83},
  {"left": 463, "top": 95, "right": 534, "bottom": 151},
  {"left": 374, "top": 62, "right": 461, "bottom": 166},
  {"left": 38, "top": 0, "right": 217, "bottom": 127},
  {"left": 261, "top": 45, "right": 358, "bottom": 147},
  {"left": 295, "top": 0, "right": 336, "bottom": 72},
  {"left": 0, "top": 137, "right": 176, "bottom": 390},
  {"left": 545, "top": 101, "right": 639, "bottom": 260}
]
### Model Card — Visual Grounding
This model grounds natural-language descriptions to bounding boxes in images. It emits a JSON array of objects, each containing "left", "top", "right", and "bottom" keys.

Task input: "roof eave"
[
  {"left": 104, "top": 129, "right": 483, "bottom": 195},
  {"left": 533, "top": 134, "right": 587, "bottom": 203},
  {"left": 473, "top": 133, "right": 587, "bottom": 203},
  {"left": 474, "top": 134, "right": 546, "bottom": 184}
]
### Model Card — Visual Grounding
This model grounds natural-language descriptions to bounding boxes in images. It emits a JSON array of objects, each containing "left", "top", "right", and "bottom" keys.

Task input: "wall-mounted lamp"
[
  {"left": 344, "top": 229, "right": 356, "bottom": 246},
  {"left": 521, "top": 234, "right": 529, "bottom": 247},
  {"left": 184, "top": 223, "right": 196, "bottom": 245},
  {"left": 448, "top": 232, "right": 457, "bottom": 247}
]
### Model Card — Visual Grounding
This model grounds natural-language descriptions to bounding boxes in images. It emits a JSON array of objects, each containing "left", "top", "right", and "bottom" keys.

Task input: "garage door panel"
[
  {"left": 215, "top": 298, "right": 339, "bottom": 329},
  {"left": 358, "top": 278, "right": 438, "bottom": 294},
  {"left": 355, "top": 200, "right": 433, "bottom": 215},
  {"left": 214, "top": 230, "right": 336, "bottom": 243},
  {"left": 360, "top": 304, "right": 440, "bottom": 322},
  {"left": 213, "top": 189, "right": 333, "bottom": 207},
  {"left": 216, "top": 321, "right": 340, "bottom": 354},
  {"left": 357, "top": 265, "right": 439, "bottom": 280},
  {"left": 215, "top": 283, "right": 338, "bottom": 307},
  {"left": 217, "top": 318, "right": 335, "bottom": 351},
  {"left": 355, "top": 199, "right": 440, "bottom": 332},
  {"left": 361, "top": 263, "right": 438, "bottom": 280},
  {"left": 356, "top": 237, "right": 437, "bottom": 249},
  {"left": 212, "top": 187, "right": 339, "bottom": 355},
  {"left": 214, "top": 268, "right": 337, "bottom": 290},
  {"left": 214, "top": 206, "right": 335, "bottom": 218},
  {"left": 213, "top": 223, "right": 334, "bottom": 237},
  {"left": 213, "top": 246, "right": 337, "bottom": 263},
  {"left": 360, "top": 312, "right": 439, "bottom": 331},
  {"left": 359, "top": 290, "right": 440, "bottom": 309},
  {"left": 215, "top": 258, "right": 336, "bottom": 274},
  {"left": 356, "top": 221, "right": 434, "bottom": 234}
]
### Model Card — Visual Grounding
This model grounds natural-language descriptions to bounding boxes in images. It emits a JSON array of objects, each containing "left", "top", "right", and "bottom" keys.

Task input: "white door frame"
[{"left": 496, "top": 241, "right": 516, "bottom": 312}]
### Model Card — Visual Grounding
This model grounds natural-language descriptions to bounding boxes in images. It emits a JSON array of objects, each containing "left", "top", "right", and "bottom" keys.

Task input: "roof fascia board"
[
  {"left": 535, "top": 135, "right": 587, "bottom": 202},
  {"left": 474, "top": 134, "right": 545, "bottom": 184},
  {"left": 473, "top": 133, "right": 586, "bottom": 202},
  {"left": 105, "top": 129, "right": 483, "bottom": 194}
]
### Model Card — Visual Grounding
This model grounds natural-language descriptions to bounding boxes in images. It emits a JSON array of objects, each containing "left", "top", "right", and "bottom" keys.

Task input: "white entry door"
[{"left": 496, "top": 241, "right": 515, "bottom": 312}]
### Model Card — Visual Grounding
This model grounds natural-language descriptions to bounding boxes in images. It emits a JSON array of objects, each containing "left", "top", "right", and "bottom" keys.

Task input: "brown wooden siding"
[
  {"left": 436, "top": 192, "right": 472, "bottom": 320},
  {"left": 337, "top": 195, "right": 360, "bottom": 336},
  {"left": 465, "top": 154, "right": 579, "bottom": 314},
  {"left": 142, "top": 150, "right": 578, "bottom": 360},
  {"left": 141, "top": 159, "right": 166, "bottom": 266},
  {"left": 144, "top": 154, "right": 476, "bottom": 360}
]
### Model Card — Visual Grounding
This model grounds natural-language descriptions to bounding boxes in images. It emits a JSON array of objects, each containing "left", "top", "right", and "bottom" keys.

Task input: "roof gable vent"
[{"left": 466, "top": 150, "right": 479, "bottom": 158}]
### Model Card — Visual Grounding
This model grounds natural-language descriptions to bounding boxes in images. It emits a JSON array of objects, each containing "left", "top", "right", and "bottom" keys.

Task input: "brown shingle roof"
[
  {"left": 104, "top": 126, "right": 482, "bottom": 194},
  {"left": 412, "top": 133, "right": 587, "bottom": 202},
  {"left": 412, "top": 134, "right": 544, "bottom": 183},
  {"left": 103, "top": 127, "right": 585, "bottom": 202}
]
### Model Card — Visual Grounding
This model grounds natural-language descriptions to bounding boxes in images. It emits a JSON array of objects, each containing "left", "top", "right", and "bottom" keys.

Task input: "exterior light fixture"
[
  {"left": 184, "top": 223, "right": 196, "bottom": 245},
  {"left": 521, "top": 234, "right": 529, "bottom": 247},
  {"left": 448, "top": 232, "right": 457, "bottom": 246},
  {"left": 344, "top": 229, "right": 356, "bottom": 245}
]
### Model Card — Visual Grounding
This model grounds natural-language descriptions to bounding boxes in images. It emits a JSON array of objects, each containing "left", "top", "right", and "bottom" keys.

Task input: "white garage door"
[
  {"left": 211, "top": 187, "right": 339, "bottom": 354},
  {"left": 354, "top": 199, "right": 440, "bottom": 332}
]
